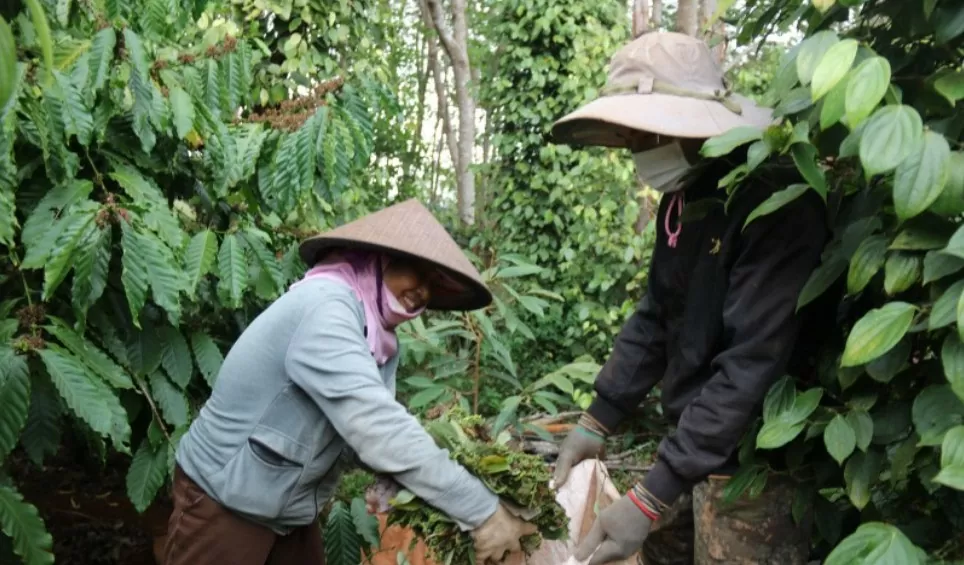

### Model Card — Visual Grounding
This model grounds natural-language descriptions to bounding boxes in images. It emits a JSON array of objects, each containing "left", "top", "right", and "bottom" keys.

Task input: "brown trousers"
[
  {"left": 641, "top": 475, "right": 813, "bottom": 565},
  {"left": 162, "top": 466, "right": 326, "bottom": 565}
]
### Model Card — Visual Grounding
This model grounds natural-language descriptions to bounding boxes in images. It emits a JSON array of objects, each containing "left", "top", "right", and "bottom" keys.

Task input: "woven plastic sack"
[{"left": 365, "top": 459, "right": 638, "bottom": 565}]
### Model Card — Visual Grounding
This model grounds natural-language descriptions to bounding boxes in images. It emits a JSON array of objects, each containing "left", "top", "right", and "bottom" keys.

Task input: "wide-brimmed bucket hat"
[
  {"left": 298, "top": 199, "right": 491, "bottom": 311},
  {"left": 551, "top": 31, "right": 774, "bottom": 148}
]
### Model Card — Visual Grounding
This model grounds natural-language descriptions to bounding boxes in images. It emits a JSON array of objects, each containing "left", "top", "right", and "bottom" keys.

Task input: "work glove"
[
  {"left": 551, "top": 414, "right": 608, "bottom": 488},
  {"left": 574, "top": 492, "right": 655, "bottom": 565},
  {"left": 471, "top": 502, "right": 540, "bottom": 564}
]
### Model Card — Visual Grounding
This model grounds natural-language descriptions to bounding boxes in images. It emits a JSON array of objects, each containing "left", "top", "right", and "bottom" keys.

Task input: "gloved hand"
[
  {"left": 471, "top": 502, "right": 539, "bottom": 564},
  {"left": 551, "top": 416, "right": 606, "bottom": 488},
  {"left": 574, "top": 493, "right": 654, "bottom": 565}
]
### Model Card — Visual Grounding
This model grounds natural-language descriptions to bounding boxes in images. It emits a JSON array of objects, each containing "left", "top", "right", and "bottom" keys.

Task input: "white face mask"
[{"left": 632, "top": 140, "right": 694, "bottom": 194}]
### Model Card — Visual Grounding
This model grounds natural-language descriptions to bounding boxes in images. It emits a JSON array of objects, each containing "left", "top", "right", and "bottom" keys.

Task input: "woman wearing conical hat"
[{"left": 164, "top": 200, "right": 537, "bottom": 565}]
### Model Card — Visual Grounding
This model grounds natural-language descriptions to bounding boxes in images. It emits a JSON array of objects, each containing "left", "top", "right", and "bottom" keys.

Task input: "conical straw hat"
[{"left": 299, "top": 199, "right": 492, "bottom": 311}]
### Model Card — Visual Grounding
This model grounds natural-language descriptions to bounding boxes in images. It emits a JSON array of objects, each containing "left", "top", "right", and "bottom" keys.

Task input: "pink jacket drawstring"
[{"left": 664, "top": 192, "right": 684, "bottom": 248}]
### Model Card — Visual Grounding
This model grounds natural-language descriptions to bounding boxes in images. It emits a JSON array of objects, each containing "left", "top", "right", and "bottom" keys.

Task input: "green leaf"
[
  {"left": 930, "top": 152, "right": 964, "bottom": 217},
  {"left": 859, "top": 105, "right": 924, "bottom": 177},
  {"left": 0, "top": 351, "right": 30, "bottom": 461},
  {"left": 141, "top": 231, "right": 184, "bottom": 325},
  {"left": 0, "top": 18, "right": 17, "bottom": 114},
  {"left": 149, "top": 371, "right": 189, "bottom": 427},
  {"left": 825, "top": 522, "right": 924, "bottom": 565},
  {"left": 929, "top": 280, "right": 964, "bottom": 330},
  {"left": 913, "top": 385, "right": 964, "bottom": 446},
  {"left": 798, "top": 256, "right": 848, "bottom": 310},
  {"left": 350, "top": 498, "right": 380, "bottom": 551},
  {"left": 493, "top": 395, "right": 522, "bottom": 436},
  {"left": 935, "top": 72, "right": 964, "bottom": 105},
  {"left": 757, "top": 384, "right": 823, "bottom": 450},
  {"left": 169, "top": 86, "right": 195, "bottom": 140},
  {"left": 891, "top": 220, "right": 955, "bottom": 251},
  {"left": 184, "top": 230, "right": 217, "bottom": 296},
  {"left": 325, "top": 501, "right": 361, "bottom": 565},
  {"left": 720, "top": 464, "right": 767, "bottom": 505},
  {"left": 86, "top": 27, "right": 115, "bottom": 99},
  {"left": 846, "top": 411, "right": 874, "bottom": 452},
  {"left": 841, "top": 302, "right": 916, "bottom": 367},
  {"left": 191, "top": 332, "right": 222, "bottom": 388},
  {"left": 934, "top": 425, "right": 964, "bottom": 490},
  {"left": 54, "top": 71, "right": 92, "bottom": 145},
  {"left": 158, "top": 326, "right": 193, "bottom": 389},
  {"left": 894, "top": 131, "right": 952, "bottom": 221},
  {"left": 811, "top": 39, "right": 857, "bottom": 101},
  {"left": 121, "top": 222, "right": 150, "bottom": 326},
  {"left": 0, "top": 484, "right": 54, "bottom": 565},
  {"left": 38, "top": 345, "right": 131, "bottom": 450},
  {"left": 126, "top": 439, "right": 168, "bottom": 514},
  {"left": 408, "top": 387, "right": 446, "bottom": 410},
  {"left": 21, "top": 375, "right": 62, "bottom": 466},
  {"left": 763, "top": 376, "right": 796, "bottom": 422},
  {"left": 218, "top": 233, "right": 247, "bottom": 308},
  {"left": 825, "top": 414, "right": 856, "bottom": 465},
  {"left": 243, "top": 231, "right": 285, "bottom": 293},
  {"left": 700, "top": 126, "right": 763, "bottom": 158},
  {"left": 820, "top": 73, "right": 849, "bottom": 130},
  {"left": 797, "top": 31, "right": 839, "bottom": 86},
  {"left": 847, "top": 235, "right": 887, "bottom": 294},
  {"left": 944, "top": 334, "right": 964, "bottom": 404},
  {"left": 497, "top": 264, "right": 544, "bottom": 279},
  {"left": 44, "top": 320, "right": 133, "bottom": 389},
  {"left": 924, "top": 251, "right": 964, "bottom": 283},
  {"left": 845, "top": 56, "right": 891, "bottom": 126},
  {"left": 130, "top": 71, "right": 157, "bottom": 153},
  {"left": 43, "top": 208, "right": 96, "bottom": 300},
  {"left": 843, "top": 450, "right": 882, "bottom": 510},
  {"left": 71, "top": 226, "right": 111, "bottom": 321},
  {"left": 883, "top": 253, "right": 922, "bottom": 295},
  {"left": 757, "top": 420, "right": 807, "bottom": 450},
  {"left": 865, "top": 338, "right": 908, "bottom": 383},
  {"left": 24, "top": 0, "right": 53, "bottom": 79},
  {"left": 744, "top": 184, "right": 809, "bottom": 230}
]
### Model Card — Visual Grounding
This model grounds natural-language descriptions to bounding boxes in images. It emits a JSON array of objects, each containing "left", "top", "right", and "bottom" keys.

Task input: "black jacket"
[{"left": 587, "top": 159, "right": 829, "bottom": 506}]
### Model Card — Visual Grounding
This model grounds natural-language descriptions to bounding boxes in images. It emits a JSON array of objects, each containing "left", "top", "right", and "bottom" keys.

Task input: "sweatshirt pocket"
[{"left": 218, "top": 426, "right": 308, "bottom": 520}]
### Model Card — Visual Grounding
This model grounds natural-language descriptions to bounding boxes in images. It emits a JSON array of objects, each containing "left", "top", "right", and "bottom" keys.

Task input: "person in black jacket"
[{"left": 548, "top": 32, "right": 829, "bottom": 565}]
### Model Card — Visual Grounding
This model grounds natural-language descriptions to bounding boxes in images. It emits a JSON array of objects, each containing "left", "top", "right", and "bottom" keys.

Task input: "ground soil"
[{"left": 7, "top": 448, "right": 169, "bottom": 565}]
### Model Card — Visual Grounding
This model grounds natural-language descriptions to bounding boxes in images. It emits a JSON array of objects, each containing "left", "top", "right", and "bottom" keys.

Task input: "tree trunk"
[
  {"left": 633, "top": 0, "right": 650, "bottom": 37},
  {"left": 676, "top": 0, "right": 699, "bottom": 36},
  {"left": 418, "top": 0, "right": 458, "bottom": 190},
  {"left": 652, "top": 0, "right": 663, "bottom": 28},
  {"left": 425, "top": 0, "right": 476, "bottom": 225}
]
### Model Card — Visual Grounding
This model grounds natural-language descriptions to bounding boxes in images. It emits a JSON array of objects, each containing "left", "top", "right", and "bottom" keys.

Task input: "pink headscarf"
[{"left": 289, "top": 251, "right": 425, "bottom": 366}]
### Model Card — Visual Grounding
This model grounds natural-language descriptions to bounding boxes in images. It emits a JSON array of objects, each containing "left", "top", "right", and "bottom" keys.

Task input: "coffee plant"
[
  {"left": 705, "top": 0, "right": 964, "bottom": 561},
  {"left": 0, "top": 0, "right": 385, "bottom": 560}
]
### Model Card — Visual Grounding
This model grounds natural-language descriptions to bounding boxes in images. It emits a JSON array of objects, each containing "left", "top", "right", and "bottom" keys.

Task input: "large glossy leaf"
[
  {"left": 757, "top": 381, "right": 823, "bottom": 449},
  {"left": 38, "top": 345, "right": 130, "bottom": 449},
  {"left": 71, "top": 226, "right": 111, "bottom": 320},
  {"left": 930, "top": 152, "right": 964, "bottom": 217},
  {"left": 930, "top": 280, "right": 964, "bottom": 330},
  {"left": 825, "top": 414, "right": 856, "bottom": 465},
  {"left": 21, "top": 375, "right": 62, "bottom": 466},
  {"left": 843, "top": 450, "right": 882, "bottom": 510},
  {"left": 217, "top": 233, "right": 247, "bottom": 308},
  {"left": 0, "top": 17, "right": 17, "bottom": 113},
  {"left": 325, "top": 501, "right": 361, "bottom": 565},
  {"left": 913, "top": 385, "right": 964, "bottom": 446},
  {"left": 141, "top": 229, "right": 184, "bottom": 326},
  {"left": 0, "top": 484, "right": 54, "bottom": 565},
  {"left": 825, "top": 522, "right": 923, "bottom": 565},
  {"left": 865, "top": 338, "right": 908, "bottom": 383},
  {"left": 934, "top": 426, "right": 964, "bottom": 491},
  {"left": 126, "top": 439, "right": 168, "bottom": 514},
  {"left": 798, "top": 256, "right": 847, "bottom": 310},
  {"left": 924, "top": 251, "right": 964, "bottom": 284},
  {"left": 859, "top": 105, "right": 924, "bottom": 177},
  {"left": 944, "top": 334, "right": 964, "bottom": 404},
  {"left": 184, "top": 229, "right": 217, "bottom": 297},
  {"left": 796, "top": 31, "right": 839, "bottom": 86},
  {"left": 935, "top": 72, "right": 964, "bottom": 105},
  {"left": 841, "top": 302, "right": 916, "bottom": 367},
  {"left": 847, "top": 410, "right": 874, "bottom": 452},
  {"left": 0, "top": 351, "right": 29, "bottom": 461},
  {"left": 191, "top": 332, "right": 223, "bottom": 388},
  {"left": 350, "top": 498, "right": 380, "bottom": 552},
  {"left": 243, "top": 231, "right": 285, "bottom": 293},
  {"left": 169, "top": 86, "right": 195, "bottom": 140},
  {"left": 42, "top": 207, "right": 96, "bottom": 300},
  {"left": 158, "top": 326, "right": 193, "bottom": 389},
  {"left": 86, "top": 27, "right": 115, "bottom": 100},
  {"left": 893, "top": 131, "right": 951, "bottom": 221},
  {"left": 791, "top": 145, "right": 828, "bottom": 199},
  {"left": 883, "top": 253, "right": 921, "bottom": 295},
  {"left": 820, "top": 73, "right": 848, "bottom": 130},
  {"left": 847, "top": 235, "right": 887, "bottom": 294},
  {"left": 811, "top": 39, "right": 857, "bottom": 101},
  {"left": 845, "top": 56, "right": 891, "bottom": 126}
]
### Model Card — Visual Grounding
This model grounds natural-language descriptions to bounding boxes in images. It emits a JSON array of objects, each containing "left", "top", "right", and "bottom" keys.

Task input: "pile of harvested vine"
[{"left": 367, "top": 409, "right": 568, "bottom": 564}]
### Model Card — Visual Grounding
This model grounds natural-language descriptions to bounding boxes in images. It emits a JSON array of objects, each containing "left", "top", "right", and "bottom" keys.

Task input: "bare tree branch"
[{"left": 633, "top": 0, "right": 650, "bottom": 38}]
